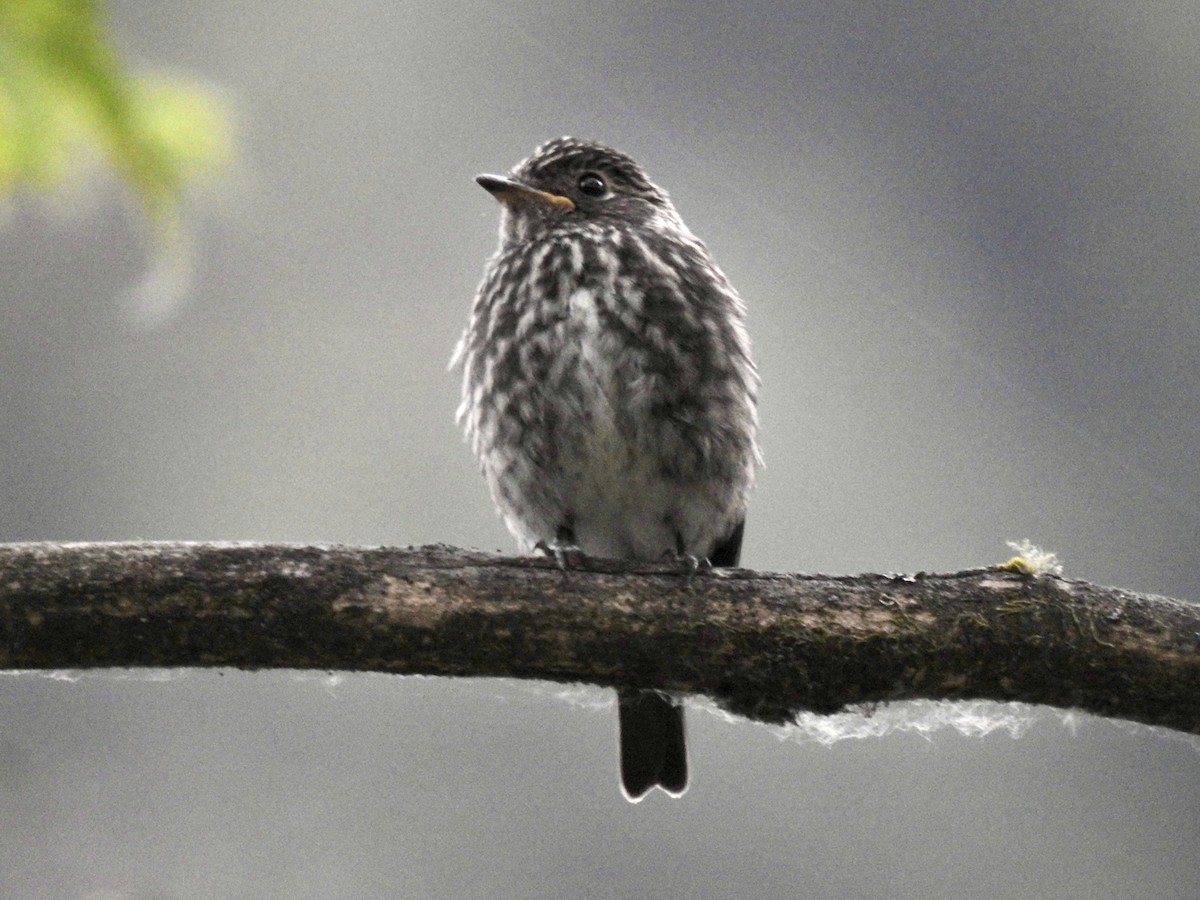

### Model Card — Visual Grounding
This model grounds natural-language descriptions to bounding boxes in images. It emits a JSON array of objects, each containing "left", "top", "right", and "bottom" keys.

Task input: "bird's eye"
[{"left": 577, "top": 173, "right": 607, "bottom": 197}]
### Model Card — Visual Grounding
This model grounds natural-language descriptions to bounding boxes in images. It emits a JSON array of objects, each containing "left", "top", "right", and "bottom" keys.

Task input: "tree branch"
[{"left": 2, "top": 542, "right": 1197, "bottom": 734}]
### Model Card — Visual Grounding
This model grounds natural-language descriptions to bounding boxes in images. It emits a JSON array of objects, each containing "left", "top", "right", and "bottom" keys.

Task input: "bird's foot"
[
  {"left": 535, "top": 525, "right": 586, "bottom": 577},
  {"left": 660, "top": 548, "right": 711, "bottom": 586}
]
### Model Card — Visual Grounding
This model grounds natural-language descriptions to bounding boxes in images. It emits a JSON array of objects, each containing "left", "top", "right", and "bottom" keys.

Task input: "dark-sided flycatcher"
[{"left": 453, "top": 137, "right": 760, "bottom": 800}]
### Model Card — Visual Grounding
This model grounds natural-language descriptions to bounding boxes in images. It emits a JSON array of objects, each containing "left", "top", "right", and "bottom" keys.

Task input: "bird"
[{"left": 452, "top": 137, "right": 760, "bottom": 800}]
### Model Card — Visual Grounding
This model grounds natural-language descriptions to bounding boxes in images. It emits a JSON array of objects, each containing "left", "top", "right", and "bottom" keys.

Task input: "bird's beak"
[{"left": 476, "top": 174, "right": 575, "bottom": 210}]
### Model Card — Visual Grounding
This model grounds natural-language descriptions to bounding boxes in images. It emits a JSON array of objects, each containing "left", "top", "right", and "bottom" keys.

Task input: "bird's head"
[{"left": 477, "top": 137, "right": 678, "bottom": 244}]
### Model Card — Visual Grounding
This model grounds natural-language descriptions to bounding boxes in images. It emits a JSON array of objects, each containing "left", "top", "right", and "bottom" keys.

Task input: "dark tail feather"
[
  {"left": 708, "top": 518, "right": 744, "bottom": 567},
  {"left": 618, "top": 689, "right": 687, "bottom": 801},
  {"left": 614, "top": 520, "right": 742, "bottom": 800}
]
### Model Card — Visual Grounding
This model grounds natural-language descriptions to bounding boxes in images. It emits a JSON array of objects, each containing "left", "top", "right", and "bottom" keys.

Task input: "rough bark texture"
[{"left": 1, "top": 542, "right": 1197, "bottom": 733}]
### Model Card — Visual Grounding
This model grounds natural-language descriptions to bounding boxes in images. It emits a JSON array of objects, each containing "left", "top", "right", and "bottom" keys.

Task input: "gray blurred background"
[{"left": 2, "top": 1, "right": 1198, "bottom": 897}]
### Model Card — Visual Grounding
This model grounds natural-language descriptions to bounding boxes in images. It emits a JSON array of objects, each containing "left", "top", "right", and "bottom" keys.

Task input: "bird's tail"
[{"left": 617, "top": 689, "right": 687, "bottom": 801}]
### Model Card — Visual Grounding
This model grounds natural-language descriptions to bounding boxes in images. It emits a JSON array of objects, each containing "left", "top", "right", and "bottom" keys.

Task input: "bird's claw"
[
  {"left": 660, "top": 548, "right": 710, "bottom": 586},
  {"left": 535, "top": 538, "right": 586, "bottom": 576}
]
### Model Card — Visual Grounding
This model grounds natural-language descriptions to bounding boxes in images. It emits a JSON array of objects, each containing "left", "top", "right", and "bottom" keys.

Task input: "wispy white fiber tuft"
[{"left": 1002, "top": 539, "right": 1064, "bottom": 576}]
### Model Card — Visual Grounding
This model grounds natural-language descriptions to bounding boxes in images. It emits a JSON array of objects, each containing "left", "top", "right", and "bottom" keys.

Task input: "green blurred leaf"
[{"left": 0, "top": 0, "right": 231, "bottom": 221}]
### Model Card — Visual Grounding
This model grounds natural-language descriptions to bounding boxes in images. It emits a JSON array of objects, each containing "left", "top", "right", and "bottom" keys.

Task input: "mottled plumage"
[{"left": 453, "top": 137, "right": 760, "bottom": 799}]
